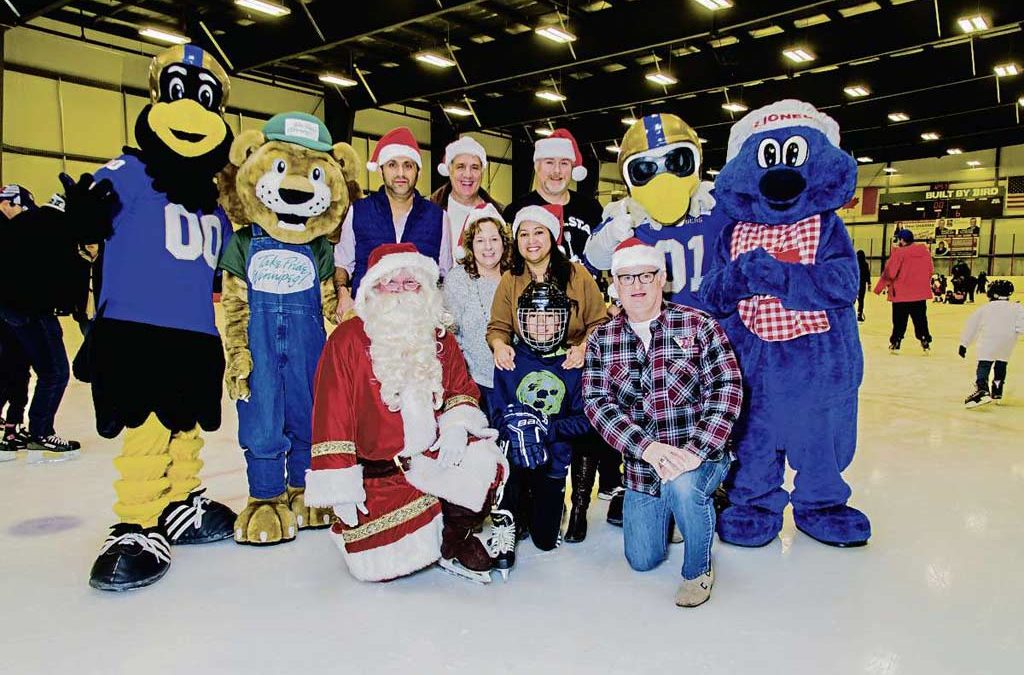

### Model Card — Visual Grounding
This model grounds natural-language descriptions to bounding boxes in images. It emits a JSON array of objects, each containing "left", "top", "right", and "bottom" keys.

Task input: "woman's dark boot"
[{"left": 564, "top": 454, "right": 597, "bottom": 543}]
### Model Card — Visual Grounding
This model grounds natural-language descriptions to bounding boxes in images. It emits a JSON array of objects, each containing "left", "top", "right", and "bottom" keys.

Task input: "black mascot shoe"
[
  {"left": 89, "top": 523, "right": 171, "bottom": 592},
  {"left": 159, "top": 489, "right": 236, "bottom": 545}
]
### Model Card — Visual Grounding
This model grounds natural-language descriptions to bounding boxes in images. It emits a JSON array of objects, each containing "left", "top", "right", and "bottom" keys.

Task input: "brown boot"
[
  {"left": 675, "top": 566, "right": 714, "bottom": 608},
  {"left": 438, "top": 500, "right": 493, "bottom": 583}
]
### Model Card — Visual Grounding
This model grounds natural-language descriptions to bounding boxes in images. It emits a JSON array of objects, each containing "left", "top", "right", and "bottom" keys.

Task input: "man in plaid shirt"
[{"left": 583, "top": 238, "right": 742, "bottom": 608}]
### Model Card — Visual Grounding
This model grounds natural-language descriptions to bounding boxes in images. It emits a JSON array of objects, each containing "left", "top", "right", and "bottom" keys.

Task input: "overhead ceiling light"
[
  {"left": 606, "top": 144, "right": 621, "bottom": 154},
  {"left": 722, "top": 102, "right": 748, "bottom": 112},
  {"left": 621, "top": 116, "right": 637, "bottom": 126},
  {"left": 693, "top": 0, "right": 733, "bottom": 9},
  {"left": 793, "top": 14, "right": 830, "bottom": 29},
  {"left": 698, "top": 137, "right": 708, "bottom": 144},
  {"left": 783, "top": 47, "right": 815, "bottom": 63},
  {"left": 138, "top": 27, "right": 190, "bottom": 45},
  {"left": 234, "top": 0, "right": 290, "bottom": 17},
  {"left": 888, "top": 112, "right": 910, "bottom": 122},
  {"left": 946, "top": 147, "right": 963, "bottom": 155},
  {"left": 535, "top": 89, "right": 567, "bottom": 102},
  {"left": 708, "top": 36, "right": 740, "bottom": 48},
  {"left": 838, "top": 2, "right": 882, "bottom": 18},
  {"left": 883, "top": 167, "right": 898, "bottom": 173},
  {"left": 319, "top": 73, "right": 358, "bottom": 88},
  {"left": 750, "top": 25, "right": 785, "bottom": 39},
  {"left": 415, "top": 51, "right": 457, "bottom": 68},
  {"left": 958, "top": 15, "right": 989, "bottom": 33},
  {"left": 921, "top": 132, "right": 940, "bottom": 140},
  {"left": 844, "top": 85, "right": 870, "bottom": 97},
  {"left": 857, "top": 156, "right": 873, "bottom": 163},
  {"left": 967, "top": 160, "right": 982, "bottom": 167},
  {"left": 707, "top": 169, "right": 721, "bottom": 176},
  {"left": 442, "top": 105, "right": 473, "bottom": 117},
  {"left": 1019, "top": 96, "right": 1024, "bottom": 107},
  {"left": 994, "top": 63, "right": 1020, "bottom": 77},
  {"left": 646, "top": 72, "right": 678, "bottom": 86},
  {"left": 534, "top": 127, "right": 555, "bottom": 137},
  {"left": 536, "top": 26, "right": 577, "bottom": 44}
]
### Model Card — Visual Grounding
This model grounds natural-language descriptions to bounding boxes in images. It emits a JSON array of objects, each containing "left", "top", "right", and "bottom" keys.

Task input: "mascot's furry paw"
[
  {"left": 793, "top": 505, "right": 870, "bottom": 548},
  {"left": 287, "top": 486, "right": 334, "bottom": 530},
  {"left": 717, "top": 505, "right": 783, "bottom": 547},
  {"left": 234, "top": 493, "right": 296, "bottom": 546},
  {"left": 225, "top": 349, "right": 253, "bottom": 401}
]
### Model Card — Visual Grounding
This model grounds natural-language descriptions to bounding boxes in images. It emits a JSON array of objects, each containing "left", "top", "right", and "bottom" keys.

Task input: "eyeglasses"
[
  {"left": 615, "top": 270, "right": 660, "bottom": 286},
  {"left": 379, "top": 278, "right": 421, "bottom": 292},
  {"left": 626, "top": 147, "right": 696, "bottom": 187}
]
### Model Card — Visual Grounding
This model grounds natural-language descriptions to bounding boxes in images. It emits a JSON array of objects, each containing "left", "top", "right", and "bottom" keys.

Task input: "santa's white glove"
[
  {"left": 433, "top": 424, "right": 469, "bottom": 468},
  {"left": 689, "top": 180, "right": 716, "bottom": 217},
  {"left": 333, "top": 501, "right": 368, "bottom": 527}
]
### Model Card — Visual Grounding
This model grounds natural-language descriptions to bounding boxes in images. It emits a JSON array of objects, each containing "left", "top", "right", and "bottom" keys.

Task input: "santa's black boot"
[
  {"left": 158, "top": 488, "right": 236, "bottom": 545},
  {"left": 565, "top": 453, "right": 597, "bottom": 543},
  {"left": 439, "top": 500, "right": 493, "bottom": 584},
  {"left": 488, "top": 509, "right": 517, "bottom": 581},
  {"left": 89, "top": 523, "right": 172, "bottom": 592}
]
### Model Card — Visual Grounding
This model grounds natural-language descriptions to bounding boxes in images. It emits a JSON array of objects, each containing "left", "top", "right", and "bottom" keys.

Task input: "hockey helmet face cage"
[
  {"left": 619, "top": 114, "right": 702, "bottom": 225},
  {"left": 987, "top": 279, "right": 1014, "bottom": 300},
  {"left": 517, "top": 281, "right": 571, "bottom": 355}
]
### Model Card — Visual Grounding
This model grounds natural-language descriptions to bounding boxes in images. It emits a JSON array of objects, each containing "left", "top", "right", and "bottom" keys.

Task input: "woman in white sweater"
[{"left": 960, "top": 280, "right": 1024, "bottom": 407}]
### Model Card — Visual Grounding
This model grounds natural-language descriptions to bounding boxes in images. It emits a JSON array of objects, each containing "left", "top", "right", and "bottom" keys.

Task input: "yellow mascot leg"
[
  {"left": 112, "top": 413, "right": 172, "bottom": 528},
  {"left": 167, "top": 425, "right": 204, "bottom": 503}
]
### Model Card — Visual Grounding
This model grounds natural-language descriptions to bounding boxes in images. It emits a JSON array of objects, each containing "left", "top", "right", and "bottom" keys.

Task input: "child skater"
[{"left": 960, "top": 280, "right": 1024, "bottom": 407}]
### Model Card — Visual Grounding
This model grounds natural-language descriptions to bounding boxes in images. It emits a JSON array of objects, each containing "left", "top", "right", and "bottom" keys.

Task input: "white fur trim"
[
  {"left": 512, "top": 205, "right": 560, "bottom": 239},
  {"left": 367, "top": 143, "right": 422, "bottom": 172},
  {"left": 333, "top": 514, "right": 442, "bottom": 582},
  {"left": 438, "top": 137, "right": 487, "bottom": 177},
  {"left": 534, "top": 137, "right": 575, "bottom": 162},
  {"left": 611, "top": 245, "right": 666, "bottom": 275},
  {"left": 403, "top": 438, "right": 506, "bottom": 511},
  {"left": 354, "top": 252, "right": 440, "bottom": 306},
  {"left": 399, "top": 387, "right": 439, "bottom": 456},
  {"left": 727, "top": 99, "right": 840, "bottom": 161},
  {"left": 303, "top": 466, "right": 365, "bottom": 507},
  {"left": 439, "top": 403, "right": 488, "bottom": 434},
  {"left": 571, "top": 165, "right": 588, "bottom": 182}
]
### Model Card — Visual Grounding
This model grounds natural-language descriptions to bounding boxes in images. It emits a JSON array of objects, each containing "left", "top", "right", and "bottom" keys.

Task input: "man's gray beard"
[{"left": 361, "top": 288, "right": 447, "bottom": 413}]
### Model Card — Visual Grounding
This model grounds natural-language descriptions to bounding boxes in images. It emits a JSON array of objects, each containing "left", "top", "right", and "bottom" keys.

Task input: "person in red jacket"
[{"left": 874, "top": 229, "right": 935, "bottom": 353}]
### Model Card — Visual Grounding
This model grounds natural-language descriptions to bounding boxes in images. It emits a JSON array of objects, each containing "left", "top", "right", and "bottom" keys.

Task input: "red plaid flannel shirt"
[
  {"left": 583, "top": 303, "right": 743, "bottom": 496},
  {"left": 731, "top": 215, "right": 831, "bottom": 341}
]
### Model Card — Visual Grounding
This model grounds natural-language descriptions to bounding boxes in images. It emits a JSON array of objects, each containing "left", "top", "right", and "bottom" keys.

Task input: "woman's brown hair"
[{"left": 460, "top": 217, "right": 513, "bottom": 279}]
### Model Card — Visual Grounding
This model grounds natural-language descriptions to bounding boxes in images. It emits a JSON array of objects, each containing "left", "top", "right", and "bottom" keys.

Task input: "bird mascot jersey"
[
  {"left": 217, "top": 112, "right": 359, "bottom": 546},
  {"left": 698, "top": 99, "right": 870, "bottom": 548},
  {"left": 87, "top": 45, "right": 238, "bottom": 591},
  {"left": 584, "top": 113, "right": 725, "bottom": 310}
]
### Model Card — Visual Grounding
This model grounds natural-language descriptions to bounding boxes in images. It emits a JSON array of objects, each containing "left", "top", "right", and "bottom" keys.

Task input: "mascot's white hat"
[
  {"left": 456, "top": 203, "right": 506, "bottom": 261},
  {"left": 611, "top": 237, "right": 665, "bottom": 275},
  {"left": 356, "top": 242, "right": 439, "bottom": 304},
  {"left": 438, "top": 136, "right": 488, "bottom": 176},
  {"left": 727, "top": 99, "right": 841, "bottom": 161},
  {"left": 367, "top": 127, "right": 422, "bottom": 171},
  {"left": 533, "top": 129, "right": 588, "bottom": 182},
  {"left": 512, "top": 204, "right": 563, "bottom": 244}
]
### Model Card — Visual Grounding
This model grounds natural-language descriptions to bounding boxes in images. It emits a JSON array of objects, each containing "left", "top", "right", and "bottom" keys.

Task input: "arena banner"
[
  {"left": 893, "top": 218, "right": 980, "bottom": 258},
  {"left": 837, "top": 186, "right": 880, "bottom": 223}
]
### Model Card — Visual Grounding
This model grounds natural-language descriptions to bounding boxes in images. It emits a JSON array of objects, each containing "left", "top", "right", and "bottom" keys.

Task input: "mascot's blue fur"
[{"left": 699, "top": 100, "right": 870, "bottom": 547}]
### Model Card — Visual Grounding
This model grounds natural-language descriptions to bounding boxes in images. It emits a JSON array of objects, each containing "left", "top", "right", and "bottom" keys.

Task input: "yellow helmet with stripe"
[
  {"left": 618, "top": 114, "right": 702, "bottom": 225},
  {"left": 148, "top": 45, "right": 230, "bottom": 112}
]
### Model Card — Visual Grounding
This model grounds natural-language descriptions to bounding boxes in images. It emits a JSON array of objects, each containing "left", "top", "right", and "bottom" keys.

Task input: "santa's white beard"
[{"left": 360, "top": 286, "right": 448, "bottom": 453}]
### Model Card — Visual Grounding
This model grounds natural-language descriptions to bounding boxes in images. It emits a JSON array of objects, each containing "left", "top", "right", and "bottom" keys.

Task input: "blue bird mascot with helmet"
[{"left": 698, "top": 100, "right": 871, "bottom": 548}]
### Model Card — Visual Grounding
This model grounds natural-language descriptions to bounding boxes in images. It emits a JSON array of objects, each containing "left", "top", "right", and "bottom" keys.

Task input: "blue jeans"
[
  {"left": 623, "top": 455, "right": 731, "bottom": 580},
  {"left": 0, "top": 306, "right": 69, "bottom": 438}
]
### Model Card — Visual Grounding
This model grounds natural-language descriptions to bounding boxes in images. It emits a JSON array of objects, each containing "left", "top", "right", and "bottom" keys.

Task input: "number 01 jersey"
[{"left": 94, "top": 154, "right": 230, "bottom": 336}]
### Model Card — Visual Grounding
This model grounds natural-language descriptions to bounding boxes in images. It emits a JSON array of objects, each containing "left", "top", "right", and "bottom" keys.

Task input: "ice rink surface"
[{"left": 2, "top": 292, "right": 1022, "bottom": 675}]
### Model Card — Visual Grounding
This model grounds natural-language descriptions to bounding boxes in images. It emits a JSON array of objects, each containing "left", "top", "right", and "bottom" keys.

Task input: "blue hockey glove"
[{"left": 499, "top": 403, "right": 550, "bottom": 470}]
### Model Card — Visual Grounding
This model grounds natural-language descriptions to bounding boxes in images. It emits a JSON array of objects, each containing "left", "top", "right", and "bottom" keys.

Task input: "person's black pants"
[
  {"left": 499, "top": 467, "right": 566, "bottom": 551},
  {"left": 857, "top": 284, "right": 867, "bottom": 316},
  {"left": 977, "top": 360, "right": 1007, "bottom": 387},
  {"left": 890, "top": 300, "right": 931, "bottom": 343},
  {"left": 0, "top": 320, "right": 31, "bottom": 426},
  {"left": 0, "top": 307, "right": 69, "bottom": 438}
]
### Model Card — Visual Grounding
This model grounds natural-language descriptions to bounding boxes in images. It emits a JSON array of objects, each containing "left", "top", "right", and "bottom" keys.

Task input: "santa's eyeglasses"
[
  {"left": 379, "top": 278, "right": 421, "bottom": 292},
  {"left": 615, "top": 269, "right": 660, "bottom": 286}
]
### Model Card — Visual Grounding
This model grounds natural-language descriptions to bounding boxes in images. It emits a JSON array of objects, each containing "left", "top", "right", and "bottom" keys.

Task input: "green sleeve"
[
  {"left": 219, "top": 227, "right": 252, "bottom": 279},
  {"left": 313, "top": 237, "right": 336, "bottom": 282}
]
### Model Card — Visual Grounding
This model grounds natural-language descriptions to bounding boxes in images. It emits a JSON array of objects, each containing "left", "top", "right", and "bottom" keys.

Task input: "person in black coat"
[{"left": 856, "top": 250, "right": 870, "bottom": 322}]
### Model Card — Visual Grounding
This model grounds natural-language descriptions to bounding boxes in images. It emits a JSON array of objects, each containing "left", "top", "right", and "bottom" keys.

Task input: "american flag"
[{"left": 1007, "top": 176, "right": 1024, "bottom": 212}]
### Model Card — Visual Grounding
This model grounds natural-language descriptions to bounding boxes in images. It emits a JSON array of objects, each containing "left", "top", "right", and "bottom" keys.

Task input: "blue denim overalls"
[{"left": 237, "top": 226, "right": 326, "bottom": 499}]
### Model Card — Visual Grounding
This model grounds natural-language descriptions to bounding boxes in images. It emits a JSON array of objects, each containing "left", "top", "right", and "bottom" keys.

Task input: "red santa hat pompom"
[
  {"left": 611, "top": 237, "right": 665, "bottom": 276},
  {"left": 533, "top": 128, "right": 588, "bottom": 182},
  {"left": 512, "top": 204, "right": 563, "bottom": 244},
  {"left": 367, "top": 127, "right": 422, "bottom": 171},
  {"left": 456, "top": 203, "right": 506, "bottom": 261},
  {"left": 358, "top": 242, "right": 439, "bottom": 300},
  {"left": 726, "top": 99, "right": 841, "bottom": 161},
  {"left": 438, "top": 136, "right": 488, "bottom": 177}
]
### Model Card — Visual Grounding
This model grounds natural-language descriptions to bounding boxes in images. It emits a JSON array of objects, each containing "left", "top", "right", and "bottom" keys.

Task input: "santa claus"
[{"left": 305, "top": 242, "right": 507, "bottom": 583}]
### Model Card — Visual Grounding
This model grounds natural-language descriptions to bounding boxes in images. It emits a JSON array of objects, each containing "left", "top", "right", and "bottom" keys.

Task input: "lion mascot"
[
  {"left": 86, "top": 45, "right": 237, "bottom": 591},
  {"left": 698, "top": 100, "right": 870, "bottom": 548},
  {"left": 218, "top": 112, "right": 360, "bottom": 546}
]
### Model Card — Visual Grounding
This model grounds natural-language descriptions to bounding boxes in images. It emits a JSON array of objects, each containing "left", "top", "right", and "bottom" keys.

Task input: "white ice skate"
[
  {"left": 488, "top": 509, "right": 517, "bottom": 581},
  {"left": 437, "top": 557, "right": 493, "bottom": 584}
]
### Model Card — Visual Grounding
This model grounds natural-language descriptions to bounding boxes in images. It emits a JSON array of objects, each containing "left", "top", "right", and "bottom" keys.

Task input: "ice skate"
[
  {"left": 3, "top": 424, "right": 29, "bottom": 450},
  {"left": 26, "top": 433, "right": 80, "bottom": 463},
  {"left": 440, "top": 500, "right": 494, "bottom": 584},
  {"left": 964, "top": 384, "right": 992, "bottom": 409},
  {"left": 488, "top": 509, "right": 517, "bottom": 581},
  {"left": 991, "top": 380, "right": 1004, "bottom": 402},
  {"left": 919, "top": 336, "right": 931, "bottom": 354},
  {"left": 888, "top": 339, "right": 901, "bottom": 354},
  {"left": 438, "top": 556, "right": 493, "bottom": 584},
  {"left": 606, "top": 487, "right": 624, "bottom": 527},
  {"left": 0, "top": 438, "right": 16, "bottom": 462}
]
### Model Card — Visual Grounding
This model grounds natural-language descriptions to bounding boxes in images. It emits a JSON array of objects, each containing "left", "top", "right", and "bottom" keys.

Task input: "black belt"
[{"left": 358, "top": 456, "right": 412, "bottom": 478}]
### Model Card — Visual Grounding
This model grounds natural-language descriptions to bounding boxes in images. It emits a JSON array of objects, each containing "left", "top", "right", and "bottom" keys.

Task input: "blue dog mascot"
[{"left": 698, "top": 100, "right": 870, "bottom": 548}]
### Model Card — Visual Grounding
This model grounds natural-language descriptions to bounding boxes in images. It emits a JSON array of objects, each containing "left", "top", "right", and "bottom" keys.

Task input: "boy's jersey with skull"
[{"left": 94, "top": 154, "right": 231, "bottom": 336}]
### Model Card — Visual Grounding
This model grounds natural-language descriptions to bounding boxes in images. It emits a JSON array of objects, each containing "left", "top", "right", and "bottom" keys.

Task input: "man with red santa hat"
[{"left": 306, "top": 242, "right": 508, "bottom": 583}]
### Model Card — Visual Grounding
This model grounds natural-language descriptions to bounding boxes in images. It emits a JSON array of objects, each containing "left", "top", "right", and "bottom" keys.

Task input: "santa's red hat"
[
  {"left": 367, "top": 127, "right": 422, "bottom": 171},
  {"left": 512, "top": 204, "right": 563, "bottom": 243},
  {"left": 456, "top": 203, "right": 506, "bottom": 261},
  {"left": 357, "top": 242, "right": 439, "bottom": 303},
  {"left": 611, "top": 237, "right": 665, "bottom": 275},
  {"left": 533, "top": 129, "right": 588, "bottom": 182},
  {"left": 438, "top": 136, "right": 488, "bottom": 177}
]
